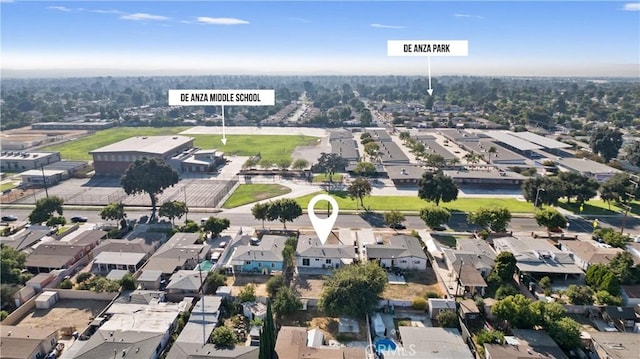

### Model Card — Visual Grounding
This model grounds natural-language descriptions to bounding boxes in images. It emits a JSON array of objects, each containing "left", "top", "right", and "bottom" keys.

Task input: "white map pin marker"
[{"left": 308, "top": 194, "right": 339, "bottom": 245}]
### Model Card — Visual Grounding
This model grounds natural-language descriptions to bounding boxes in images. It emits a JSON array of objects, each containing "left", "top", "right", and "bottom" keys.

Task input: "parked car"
[
  {"left": 389, "top": 223, "right": 406, "bottom": 230},
  {"left": 218, "top": 241, "right": 228, "bottom": 248},
  {"left": 1, "top": 215, "right": 18, "bottom": 222},
  {"left": 70, "top": 216, "right": 88, "bottom": 223}
]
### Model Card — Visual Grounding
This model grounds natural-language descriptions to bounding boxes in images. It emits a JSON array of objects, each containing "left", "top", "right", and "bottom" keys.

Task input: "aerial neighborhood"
[{"left": 1, "top": 75, "right": 640, "bottom": 359}]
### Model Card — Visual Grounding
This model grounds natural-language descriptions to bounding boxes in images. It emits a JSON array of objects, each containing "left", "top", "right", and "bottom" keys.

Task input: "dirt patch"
[
  {"left": 383, "top": 269, "right": 443, "bottom": 300},
  {"left": 280, "top": 310, "right": 367, "bottom": 342},
  {"left": 16, "top": 299, "right": 111, "bottom": 334},
  {"left": 293, "top": 275, "right": 325, "bottom": 299},
  {"left": 229, "top": 274, "right": 271, "bottom": 297}
]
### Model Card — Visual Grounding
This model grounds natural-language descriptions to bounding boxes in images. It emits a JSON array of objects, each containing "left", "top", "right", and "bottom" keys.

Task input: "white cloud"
[
  {"left": 48, "top": 6, "right": 73, "bottom": 12},
  {"left": 120, "top": 13, "right": 169, "bottom": 21},
  {"left": 196, "top": 17, "right": 250, "bottom": 25},
  {"left": 454, "top": 13, "right": 485, "bottom": 19},
  {"left": 621, "top": 3, "right": 640, "bottom": 11},
  {"left": 370, "top": 23, "right": 405, "bottom": 29},
  {"left": 91, "top": 9, "right": 123, "bottom": 14}
]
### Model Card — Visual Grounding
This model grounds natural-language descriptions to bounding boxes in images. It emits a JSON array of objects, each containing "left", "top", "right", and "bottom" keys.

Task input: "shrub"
[
  {"left": 476, "top": 329, "right": 504, "bottom": 346},
  {"left": 238, "top": 284, "right": 256, "bottom": 303},
  {"left": 205, "top": 271, "right": 227, "bottom": 294},
  {"left": 58, "top": 279, "right": 73, "bottom": 289},
  {"left": 411, "top": 297, "right": 427, "bottom": 311},
  {"left": 76, "top": 272, "right": 92, "bottom": 283},
  {"left": 266, "top": 274, "right": 284, "bottom": 297},
  {"left": 435, "top": 310, "right": 458, "bottom": 328},
  {"left": 495, "top": 284, "right": 519, "bottom": 300},
  {"left": 0, "top": 310, "right": 8, "bottom": 322},
  {"left": 211, "top": 326, "right": 236, "bottom": 348},
  {"left": 424, "top": 291, "right": 441, "bottom": 299}
]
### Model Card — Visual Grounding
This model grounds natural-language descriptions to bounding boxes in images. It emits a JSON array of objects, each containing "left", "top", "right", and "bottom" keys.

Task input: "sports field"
[
  {"left": 42, "top": 127, "right": 318, "bottom": 163},
  {"left": 222, "top": 184, "right": 291, "bottom": 208}
]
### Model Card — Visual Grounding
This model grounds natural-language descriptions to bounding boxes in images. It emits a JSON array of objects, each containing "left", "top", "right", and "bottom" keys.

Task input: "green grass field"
[
  {"left": 296, "top": 191, "right": 537, "bottom": 213},
  {"left": 42, "top": 127, "right": 319, "bottom": 162},
  {"left": 312, "top": 174, "right": 344, "bottom": 183},
  {"left": 222, "top": 184, "right": 292, "bottom": 208},
  {"left": 42, "top": 127, "right": 188, "bottom": 160},
  {"left": 0, "top": 183, "right": 16, "bottom": 192},
  {"left": 190, "top": 134, "right": 318, "bottom": 163},
  {"left": 558, "top": 199, "right": 640, "bottom": 216}
]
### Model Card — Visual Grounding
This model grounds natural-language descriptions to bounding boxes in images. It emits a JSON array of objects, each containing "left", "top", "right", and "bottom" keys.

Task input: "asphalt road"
[{"left": 3, "top": 207, "right": 639, "bottom": 236}]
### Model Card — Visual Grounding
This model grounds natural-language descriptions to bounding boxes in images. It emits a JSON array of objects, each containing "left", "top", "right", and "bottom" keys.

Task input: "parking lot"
[{"left": 14, "top": 177, "right": 237, "bottom": 208}]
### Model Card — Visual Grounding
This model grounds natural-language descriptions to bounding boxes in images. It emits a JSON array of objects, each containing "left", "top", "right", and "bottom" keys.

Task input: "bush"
[
  {"left": 479, "top": 229, "right": 489, "bottom": 240},
  {"left": 539, "top": 276, "right": 552, "bottom": 296},
  {"left": 120, "top": 273, "right": 137, "bottom": 290},
  {"left": 58, "top": 279, "right": 73, "bottom": 289},
  {"left": 435, "top": 310, "right": 458, "bottom": 328},
  {"left": 211, "top": 326, "right": 236, "bottom": 348},
  {"left": 266, "top": 274, "right": 284, "bottom": 298},
  {"left": 205, "top": 271, "right": 227, "bottom": 294},
  {"left": 476, "top": 329, "right": 504, "bottom": 346},
  {"left": 238, "top": 284, "right": 256, "bottom": 303},
  {"left": 0, "top": 310, "right": 8, "bottom": 322},
  {"left": 424, "top": 291, "right": 441, "bottom": 299},
  {"left": 76, "top": 272, "right": 92, "bottom": 283},
  {"left": 595, "top": 290, "right": 623, "bottom": 306},
  {"left": 411, "top": 297, "right": 427, "bottom": 311}
]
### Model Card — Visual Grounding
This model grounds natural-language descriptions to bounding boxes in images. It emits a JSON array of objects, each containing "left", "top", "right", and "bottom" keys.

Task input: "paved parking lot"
[{"left": 15, "top": 177, "right": 237, "bottom": 208}]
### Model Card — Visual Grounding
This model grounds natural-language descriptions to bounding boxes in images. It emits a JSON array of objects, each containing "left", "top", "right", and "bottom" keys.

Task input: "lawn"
[
  {"left": 190, "top": 134, "right": 318, "bottom": 163},
  {"left": 430, "top": 233, "right": 457, "bottom": 248},
  {"left": 222, "top": 184, "right": 291, "bottom": 208},
  {"left": 382, "top": 270, "right": 442, "bottom": 300},
  {"left": 42, "top": 127, "right": 318, "bottom": 162},
  {"left": 558, "top": 199, "right": 640, "bottom": 216},
  {"left": 0, "top": 183, "right": 16, "bottom": 192},
  {"left": 312, "top": 173, "right": 344, "bottom": 183},
  {"left": 296, "top": 191, "right": 536, "bottom": 213}
]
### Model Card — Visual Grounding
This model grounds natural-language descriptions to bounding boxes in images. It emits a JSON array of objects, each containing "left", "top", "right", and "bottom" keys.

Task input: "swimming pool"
[{"left": 196, "top": 260, "right": 214, "bottom": 272}]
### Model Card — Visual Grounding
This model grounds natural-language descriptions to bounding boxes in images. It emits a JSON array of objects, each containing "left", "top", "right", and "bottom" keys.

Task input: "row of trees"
[{"left": 251, "top": 198, "right": 303, "bottom": 229}]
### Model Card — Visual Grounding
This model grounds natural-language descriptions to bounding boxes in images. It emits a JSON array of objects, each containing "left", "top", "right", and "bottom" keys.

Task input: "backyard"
[
  {"left": 280, "top": 309, "right": 367, "bottom": 342},
  {"left": 382, "top": 270, "right": 443, "bottom": 300}
]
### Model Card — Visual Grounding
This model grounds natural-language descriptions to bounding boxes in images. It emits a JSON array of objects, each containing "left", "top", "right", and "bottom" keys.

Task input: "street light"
[{"left": 534, "top": 188, "right": 546, "bottom": 208}]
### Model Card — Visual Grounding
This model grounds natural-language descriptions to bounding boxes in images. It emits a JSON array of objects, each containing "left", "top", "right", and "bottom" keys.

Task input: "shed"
[
  {"left": 35, "top": 291, "right": 58, "bottom": 309},
  {"left": 106, "top": 269, "right": 129, "bottom": 281},
  {"left": 242, "top": 301, "right": 267, "bottom": 321},
  {"left": 215, "top": 286, "right": 232, "bottom": 299},
  {"left": 26, "top": 273, "right": 55, "bottom": 292},
  {"left": 428, "top": 298, "right": 456, "bottom": 319},
  {"left": 307, "top": 328, "right": 324, "bottom": 348},
  {"left": 370, "top": 313, "right": 386, "bottom": 337},
  {"left": 136, "top": 270, "right": 163, "bottom": 290}
]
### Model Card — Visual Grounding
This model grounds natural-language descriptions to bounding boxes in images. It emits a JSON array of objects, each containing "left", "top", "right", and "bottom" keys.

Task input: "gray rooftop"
[
  {"left": 555, "top": 157, "right": 620, "bottom": 175},
  {"left": 589, "top": 332, "right": 640, "bottom": 359},
  {"left": 94, "top": 251, "right": 146, "bottom": 266},
  {"left": 493, "top": 237, "right": 583, "bottom": 275},
  {"left": 297, "top": 237, "right": 356, "bottom": 259},
  {"left": 484, "top": 329, "right": 568, "bottom": 359},
  {"left": 330, "top": 138, "right": 360, "bottom": 161},
  {"left": 89, "top": 135, "right": 194, "bottom": 155},
  {"left": 485, "top": 131, "right": 543, "bottom": 151},
  {"left": 137, "top": 270, "right": 163, "bottom": 282},
  {"left": 232, "top": 235, "right": 286, "bottom": 262},
  {"left": 386, "top": 165, "right": 424, "bottom": 180},
  {"left": 166, "top": 270, "right": 204, "bottom": 291},
  {"left": 366, "top": 235, "right": 427, "bottom": 260},
  {"left": 398, "top": 327, "right": 473, "bottom": 359},
  {"left": 510, "top": 131, "right": 571, "bottom": 149},
  {"left": 377, "top": 140, "right": 410, "bottom": 163},
  {"left": 414, "top": 136, "right": 457, "bottom": 160},
  {"left": 460, "top": 140, "right": 528, "bottom": 163}
]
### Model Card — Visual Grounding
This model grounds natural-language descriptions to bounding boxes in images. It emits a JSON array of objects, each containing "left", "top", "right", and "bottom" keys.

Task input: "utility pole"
[
  {"left": 40, "top": 164, "right": 49, "bottom": 198},
  {"left": 620, "top": 174, "right": 639, "bottom": 235}
]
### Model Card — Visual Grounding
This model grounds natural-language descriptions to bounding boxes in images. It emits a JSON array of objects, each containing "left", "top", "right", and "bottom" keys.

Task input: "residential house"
[
  {"left": 25, "top": 230, "right": 104, "bottom": 274},
  {"left": 428, "top": 298, "right": 456, "bottom": 319},
  {"left": 275, "top": 326, "right": 365, "bottom": 359},
  {"left": 484, "top": 329, "right": 568, "bottom": 359},
  {"left": 442, "top": 238, "right": 496, "bottom": 296},
  {"left": 395, "top": 327, "right": 473, "bottom": 359},
  {"left": 228, "top": 235, "right": 286, "bottom": 274},
  {"left": 493, "top": 237, "right": 583, "bottom": 281},
  {"left": 296, "top": 236, "right": 356, "bottom": 273},
  {"left": 242, "top": 301, "right": 267, "bottom": 321},
  {"left": 559, "top": 239, "right": 623, "bottom": 271},
  {"left": 365, "top": 235, "right": 428, "bottom": 270},
  {"left": 67, "top": 300, "right": 186, "bottom": 359},
  {"left": 588, "top": 332, "right": 639, "bottom": 359},
  {"left": 458, "top": 299, "right": 482, "bottom": 328},
  {"left": 165, "top": 270, "right": 205, "bottom": 298},
  {"left": 136, "top": 270, "right": 163, "bottom": 290},
  {"left": 0, "top": 325, "right": 59, "bottom": 359},
  {"left": 142, "top": 232, "right": 210, "bottom": 277},
  {"left": 621, "top": 285, "right": 640, "bottom": 306},
  {"left": 94, "top": 252, "right": 147, "bottom": 273}
]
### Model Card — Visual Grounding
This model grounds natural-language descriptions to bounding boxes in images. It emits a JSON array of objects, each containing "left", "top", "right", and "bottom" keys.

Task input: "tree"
[
  {"left": 419, "top": 206, "right": 451, "bottom": 229},
  {"left": 625, "top": 141, "right": 640, "bottom": 167},
  {"left": 311, "top": 153, "right": 348, "bottom": 173},
  {"left": 266, "top": 198, "right": 302, "bottom": 229},
  {"left": 159, "top": 200, "right": 188, "bottom": 226},
  {"left": 423, "top": 153, "right": 446, "bottom": 168},
  {"left": 266, "top": 274, "right": 284, "bottom": 297},
  {"left": 557, "top": 171, "right": 599, "bottom": 205},
  {"left": 353, "top": 162, "right": 376, "bottom": 177},
  {"left": 565, "top": 285, "right": 594, "bottom": 305},
  {"left": 608, "top": 251, "right": 639, "bottom": 284},
  {"left": 29, "top": 196, "right": 64, "bottom": 224},
  {"left": 259, "top": 301, "right": 276, "bottom": 359},
  {"left": 364, "top": 142, "right": 380, "bottom": 161},
  {"left": 521, "top": 176, "right": 564, "bottom": 207},
  {"left": 77, "top": 272, "right": 92, "bottom": 283},
  {"left": 476, "top": 329, "right": 505, "bottom": 346},
  {"left": 273, "top": 286, "right": 302, "bottom": 316},
  {"left": 586, "top": 264, "right": 620, "bottom": 295},
  {"left": 120, "top": 273, "right": 137, "bottom": 290},
  {"left": 179, "top": 220, "right": 201, "bottom": 233},
  {"left": 489, "top": 252, "right": 517, "bottom": 283},
  {"left": 211, "top": 326, "right": 236, "bottom": 348},
  {"left": 347, "top": 178, "right": 372, "bottom": 209},
  {"left": 1, "top": 244, "right": 29, "bottom": 284},
  {"left": 491, "top": 294, "right": 537, "bottom": 329},
  {"left": 319, "top": 262, "right": 387, "bottom": 318},
  {"left": 203, "top": 217, "right": 230, "bottom": 239},
  {"left": 600, "top": 173, "right": 640, "bottom": 209},
  {"left": 100, "top": 202, "right": 127, "bottom": 229},
  {"left": 58, "top": 279, "right": 73, "bottom": 289},
  {"left": 418, "top": 171, "right": 458, "bottom": 206},
  {"left": 436, "top": 310, "right": 458, "bottom": 328},
  {"left": 252, "top": 202, "right": 271, "bottom": 228},
  {"left": 495, "top": 284, "right": 519, "bottom": 300},
  {"left": 534, "top": 207, "right": 567, "bottom": 230},
  {"left": 46, "top": 216, "right": 66, "bottom": 227},
  {"left": 121, "top": 158, "right": 180, "bottom": 220},
  {"left": 590, "top": 126, "right": 623, "bottom": 162},
  {"left": 205, "top": 271, "right": 227, "bottom": 294},
  {"left": 238, "top": 284, "right": 256, "bottom": 303},
  {"left": 595, "top": 290, "right": 623, "bottom": 306},
  {"left": 467, "top": 207, "right": 511, "bottom": 232},
  {"left": 292, "top": 158, "right": 309, "bottom": 170},
  {"left": 384, "top": 210, "right": 406, "bottom": 228},
  {"left": 547, "top": 317, "right": 582, "bottom": 350}
]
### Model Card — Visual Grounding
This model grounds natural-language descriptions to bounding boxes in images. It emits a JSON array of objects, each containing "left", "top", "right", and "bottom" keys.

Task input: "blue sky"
[{"left": 1, "top": 1, "right": 639, "bottom": 77}]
